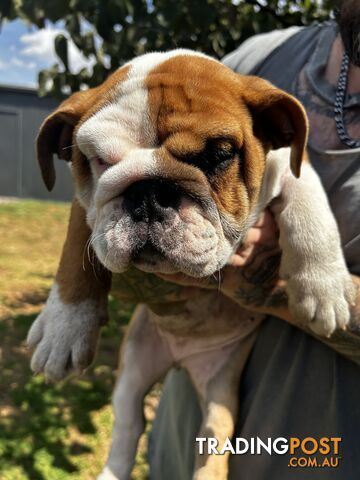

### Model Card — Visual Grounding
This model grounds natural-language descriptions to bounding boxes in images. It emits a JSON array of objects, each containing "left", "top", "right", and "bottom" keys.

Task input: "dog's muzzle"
[{"left": 91, "top": 169, "right": 235, "bottom": 276}]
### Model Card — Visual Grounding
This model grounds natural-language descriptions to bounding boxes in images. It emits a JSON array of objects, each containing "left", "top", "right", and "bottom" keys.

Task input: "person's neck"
[{"left": 325, "top": 34, "right": 360, "bottom": 95}]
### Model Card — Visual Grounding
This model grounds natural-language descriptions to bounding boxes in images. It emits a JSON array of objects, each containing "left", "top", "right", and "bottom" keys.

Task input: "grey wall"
[{"left": 0, "top": 85, "right": 73, "bottom": 202}]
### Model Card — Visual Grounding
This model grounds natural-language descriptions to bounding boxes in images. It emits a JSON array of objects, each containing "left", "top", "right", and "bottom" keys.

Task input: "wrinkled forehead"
[{"left": 76, "top": 50, "right": 244, "bottom": 159}]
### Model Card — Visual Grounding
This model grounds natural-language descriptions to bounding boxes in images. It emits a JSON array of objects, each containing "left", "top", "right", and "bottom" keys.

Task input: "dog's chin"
[{"left": 95, "top": 242, "right": 230, "bottom": 277}]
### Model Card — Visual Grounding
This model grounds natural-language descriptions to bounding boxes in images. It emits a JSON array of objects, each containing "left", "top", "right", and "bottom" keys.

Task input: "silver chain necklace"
[{"left": 334, "top": 52, "right": 360, "bottom": 148}]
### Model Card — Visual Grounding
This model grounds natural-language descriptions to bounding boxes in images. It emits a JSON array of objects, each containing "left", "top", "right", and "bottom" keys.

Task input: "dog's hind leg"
[
  {"left": 98, "top": 305, "right": 173, "bottom": 480},
  {"left": 184, "top": 330, "right": 258, "bottom": 480}
]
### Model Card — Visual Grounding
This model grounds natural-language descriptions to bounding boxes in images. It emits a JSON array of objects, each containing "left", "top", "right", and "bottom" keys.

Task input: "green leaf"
[{"left": 54, "top": 33, "right": 69, "bottom": 70}]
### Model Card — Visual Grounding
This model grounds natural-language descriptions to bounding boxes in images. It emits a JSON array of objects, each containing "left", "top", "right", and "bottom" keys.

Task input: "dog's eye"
[
  {"left": 212, "top": 143, "right": 236, "bottom": 164},
  {"left": 174, "top": 137, "right": 238, "bottom": 176},
  {"left": 97, "top": 157, "right": 108, "bottom": 166},
  {"left": 202, "top": 139, "right": 238, "bottom": 174},
  {"left": 93, "top": 157, "right": 111, "bottom": 170}
]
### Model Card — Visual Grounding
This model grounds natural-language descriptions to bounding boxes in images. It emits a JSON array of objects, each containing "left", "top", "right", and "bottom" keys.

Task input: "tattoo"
[
  {"left": 234, "top": 246, "right": 282, "bottom": 307},
  {"left": 253, "top": 282, "right": 360, "bottom": 366},
  {"left": 111, "top": 267, "right": 186, "bottom": 304},
  {"left": 266, "top": 284, "right": 360, "bottom": 366},
  {"left": 320, "top": 325, "right": 360, "bottom": 366},
  {"left": 263, "top": 286, "right": 289, "bottom": 309},
  {"left": 110, "top": 246, "right": 360, "bottom": 364},
  {"left": 233, "top": 246, "right": 360, "bottom": 366}
]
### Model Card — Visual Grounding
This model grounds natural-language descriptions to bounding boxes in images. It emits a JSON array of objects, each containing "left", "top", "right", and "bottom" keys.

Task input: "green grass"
[{"left": 0, "top": 199, "right": 156, "bottom": 480}]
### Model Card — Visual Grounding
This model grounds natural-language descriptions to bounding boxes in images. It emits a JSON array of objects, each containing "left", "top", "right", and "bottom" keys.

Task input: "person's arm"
[
  {"left": 221, "top": 257, "right": 360, "bottom": 365},
  {"left": 158, "top": 211, "right": 360, "bottom": 365}
]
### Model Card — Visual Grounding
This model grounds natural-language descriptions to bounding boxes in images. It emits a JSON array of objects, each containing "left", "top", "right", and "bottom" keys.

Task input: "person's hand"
[
  {"left": 220, "top": 210, "right": 283, "bottom": 309},
  {"left": 156, "top": 209, "right": 283, "bottom": 310},
  {"left": 227, "top": 208, "right": 279, "bottom": 268}
]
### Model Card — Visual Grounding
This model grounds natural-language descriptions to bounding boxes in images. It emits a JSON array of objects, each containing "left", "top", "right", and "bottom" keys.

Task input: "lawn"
[{"left": 0, "top": 199, "right": 156, "bottom": 480}]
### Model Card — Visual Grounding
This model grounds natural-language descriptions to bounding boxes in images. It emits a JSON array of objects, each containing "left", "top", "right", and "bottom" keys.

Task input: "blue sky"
[{"left": 0, "top": 20, "right": 94, "bottom": 88}]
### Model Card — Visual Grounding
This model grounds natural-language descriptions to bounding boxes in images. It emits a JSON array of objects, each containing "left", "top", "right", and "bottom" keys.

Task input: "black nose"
[{"left": 123, "top": 179, "right": 181, "bottom": 222}]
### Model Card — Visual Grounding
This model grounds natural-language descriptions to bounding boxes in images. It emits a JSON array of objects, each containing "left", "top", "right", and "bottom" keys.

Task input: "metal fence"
[{"left": 0, "top": 84, "right": 73, "bottom": 202}]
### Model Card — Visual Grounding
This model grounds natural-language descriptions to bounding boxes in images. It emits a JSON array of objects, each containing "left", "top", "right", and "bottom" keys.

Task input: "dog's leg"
[
  {"left": 264, "top": 150, "right": 356, "bottom": 336},
  {"left": 27, "top": 198, "right": 111, "bottom": 380},
  {"left": 98, "top": 306, "right": 173, "bottom": 480},
  {"left": 183, "top": 331, "right": 257, "bottom": 480}
]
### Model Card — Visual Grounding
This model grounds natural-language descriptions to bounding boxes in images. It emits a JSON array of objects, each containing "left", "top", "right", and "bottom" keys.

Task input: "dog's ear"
[
  {"left": 37, "top": 88, "right": 100, "bottom": 191},
  {"left": 240, "top": 76, "right": 308, "bottom": 178}
]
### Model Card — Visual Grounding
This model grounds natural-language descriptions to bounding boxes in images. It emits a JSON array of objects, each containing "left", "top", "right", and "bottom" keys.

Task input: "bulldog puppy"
[{"left": 27, "top": 50, "right": 355, "bottom": 480}]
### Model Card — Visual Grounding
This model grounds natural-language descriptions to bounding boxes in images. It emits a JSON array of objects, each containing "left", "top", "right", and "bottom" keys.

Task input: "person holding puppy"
[{"left": 149, "top": 1, "right": 360, "bottom": 479}]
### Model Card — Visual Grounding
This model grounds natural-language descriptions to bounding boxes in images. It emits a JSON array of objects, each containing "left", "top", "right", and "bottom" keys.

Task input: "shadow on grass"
[{"left": 0, "top": 294, "right": 133, "bottom": 479}]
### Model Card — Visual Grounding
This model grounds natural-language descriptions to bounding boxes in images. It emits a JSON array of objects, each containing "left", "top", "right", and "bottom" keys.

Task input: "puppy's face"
[{"left": 38, "top": 50, "right": 307, "bottom": 277}]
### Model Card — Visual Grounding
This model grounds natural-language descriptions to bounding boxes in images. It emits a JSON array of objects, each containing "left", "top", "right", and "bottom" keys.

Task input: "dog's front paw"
[
  {"left": 287, "top": 267, "right": 356, "bottom": 337},
  {"left": 27, "top": 284, "right": 106, "bottom": 381}
]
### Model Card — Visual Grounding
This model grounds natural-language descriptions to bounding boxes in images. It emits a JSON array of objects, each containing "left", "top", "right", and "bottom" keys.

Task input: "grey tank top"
[{"left": 223, "top": 21, "right": 360, "bottom": 274}]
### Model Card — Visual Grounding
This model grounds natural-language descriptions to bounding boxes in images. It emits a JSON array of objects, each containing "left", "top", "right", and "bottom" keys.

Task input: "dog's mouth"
[
  {"left": 130, "top": 240, "right": 180, "bottom": 274},
  {"left": 132, "top": 241, "right": 163, "bottom": 266}
]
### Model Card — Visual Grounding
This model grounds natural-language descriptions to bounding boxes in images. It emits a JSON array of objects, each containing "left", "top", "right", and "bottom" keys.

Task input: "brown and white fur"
[{"left": 27, "top": 50, "right": 355, "bottom": 480}]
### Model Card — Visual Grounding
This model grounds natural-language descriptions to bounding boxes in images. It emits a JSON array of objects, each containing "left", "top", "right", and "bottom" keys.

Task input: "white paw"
[
  {"left": 97, "top": 466, "right": 119, "bottom": 480},
  {"left": 287, "top": 266, "right": 356, "bottom": 337},
  {"left": 27, "top": 284, "right": 106, "bottom": 381}
]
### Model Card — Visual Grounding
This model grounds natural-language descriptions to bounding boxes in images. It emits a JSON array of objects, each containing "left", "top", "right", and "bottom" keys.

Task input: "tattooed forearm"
[
  {"left": 232, "top": 246, "right": 283, "bottom": 308},
  {"left": 235, "top": 261, "right": 360, "bottom": 365},
  {"left": 111, "top": 267, "right": 190, "bottom": 304},
  {"left": 267, "top": 286, "right": 360, "bottom": 366}
]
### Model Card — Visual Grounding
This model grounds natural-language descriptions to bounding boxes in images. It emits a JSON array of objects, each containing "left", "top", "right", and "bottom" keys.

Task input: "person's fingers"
[
  {"left": 252, "top": 211, "right": 267, "bottom": 227},
  {"left": 252, "top": 210, "right": 278, "bottom": 233},
  {"left": 237, "top": 210, "right": 279, "bottom": 253},
  {"left": 244, "top": 227, "right": 266, "bottom": 245},
  {"left": 228, "top": 253, "right": 251, "bottom": 267},
  {"left": 229, "top": 244, "right": 258, "bottom": 266},
  {"left": 245, "top": 225, "right": 278, "bottom": 246}
]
